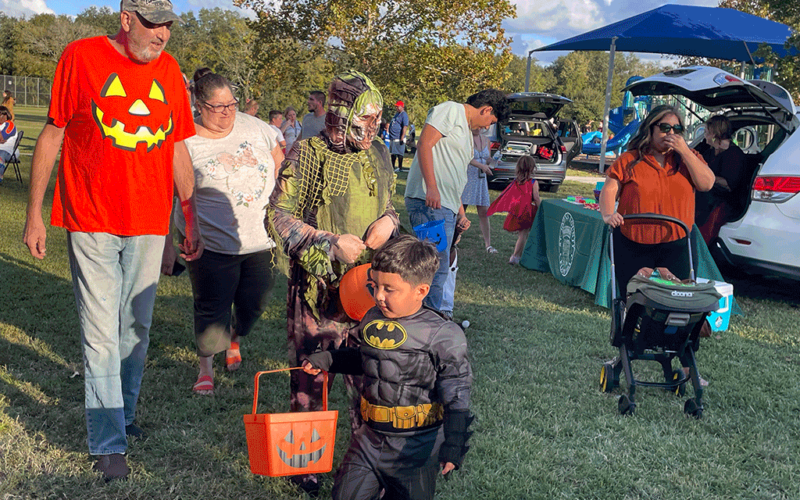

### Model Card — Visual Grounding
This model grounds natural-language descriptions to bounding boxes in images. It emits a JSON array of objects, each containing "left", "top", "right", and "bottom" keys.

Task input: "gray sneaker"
[{"left": 93, "top": 453, "right": 130, "bottom": 482}]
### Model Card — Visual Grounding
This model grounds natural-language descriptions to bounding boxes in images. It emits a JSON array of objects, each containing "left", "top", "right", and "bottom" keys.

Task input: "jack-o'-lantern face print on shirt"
[{"left": 91, "top": 72, "right": 174, "bottom": 152}]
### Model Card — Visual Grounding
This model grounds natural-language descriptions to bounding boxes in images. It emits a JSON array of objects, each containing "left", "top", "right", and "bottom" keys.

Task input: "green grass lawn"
[{"left": 2, "top": 109, "right": 800, "bottom": 499}]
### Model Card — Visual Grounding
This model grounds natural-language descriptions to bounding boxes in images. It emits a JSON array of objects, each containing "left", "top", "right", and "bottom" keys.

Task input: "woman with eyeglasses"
[
  {"left": 162, "top": 68, "right": 284, "bottom": 395},
  {"left": 599, "top": 105, "right": 714, "bottom": 292}
]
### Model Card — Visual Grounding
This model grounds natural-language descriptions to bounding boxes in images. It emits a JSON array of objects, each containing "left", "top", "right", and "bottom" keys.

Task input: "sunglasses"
[{"left": 656, "top": 123, "right": 684, "bottom": 134}]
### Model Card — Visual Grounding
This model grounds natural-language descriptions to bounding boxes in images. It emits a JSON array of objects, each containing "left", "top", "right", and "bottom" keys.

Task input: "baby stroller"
[{"left": 599, "top": 214, "right": 721, "bottom": 418}]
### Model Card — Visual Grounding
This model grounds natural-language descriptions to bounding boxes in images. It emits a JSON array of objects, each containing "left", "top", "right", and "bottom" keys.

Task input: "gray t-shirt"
[
  {"left": 301, "top": 112, "right": 326, "bottom": 140},
  {"left": 176, "top": 113, "right": 278, "bottom": 254},
  {"left": 404, "top": 102, "right": 472, "bottom": 214}
]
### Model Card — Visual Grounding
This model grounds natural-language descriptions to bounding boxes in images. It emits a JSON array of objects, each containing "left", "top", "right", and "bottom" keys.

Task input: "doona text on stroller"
[{"left": 599, "top": 214, "right": 721, "bottom": 418}]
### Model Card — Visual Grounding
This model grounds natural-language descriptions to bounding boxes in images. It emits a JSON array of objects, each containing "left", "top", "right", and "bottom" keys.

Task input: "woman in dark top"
[{"left": 695, "top": 116, "right": 747, "bottom": 244}]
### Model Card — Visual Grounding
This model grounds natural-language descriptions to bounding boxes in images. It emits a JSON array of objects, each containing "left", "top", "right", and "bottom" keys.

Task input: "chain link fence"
[{"left": 1, "top": 75, "right": 52, "bottom": 107}]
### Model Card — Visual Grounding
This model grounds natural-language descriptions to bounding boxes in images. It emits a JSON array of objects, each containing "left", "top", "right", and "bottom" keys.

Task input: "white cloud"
[{"left": 1, "top": 0, "right": 55, "bottom": 17}]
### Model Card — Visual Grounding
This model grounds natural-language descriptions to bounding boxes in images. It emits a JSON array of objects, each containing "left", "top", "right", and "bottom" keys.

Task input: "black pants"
[
  {"left": 612, "top": 229, "right": 692, "bottom": 296},
  {"left": 187, "top": 248, "right": 276, "bottom": 357},
  {"left": 332, "top": 425, "right": 444, "bottom": 500},
  {"left": 391, "top": 154, "right": 404, "bottom": 169}
]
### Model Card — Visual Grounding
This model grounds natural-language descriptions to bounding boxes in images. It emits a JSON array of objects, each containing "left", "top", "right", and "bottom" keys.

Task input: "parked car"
[
  {"left": 625, "top": 66, "right": 800, "bottom": 280},
  {"left": 489, "top": 93, "right": 582, "bottom": 192}
]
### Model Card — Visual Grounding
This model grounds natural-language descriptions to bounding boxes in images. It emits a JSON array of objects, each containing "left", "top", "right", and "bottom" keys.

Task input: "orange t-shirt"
[
  {"left": 49, "top": 36, "right": 195, "bottom": 235},
  {"left": 607, "top": 149, "right": 705, "bottom": 244}
]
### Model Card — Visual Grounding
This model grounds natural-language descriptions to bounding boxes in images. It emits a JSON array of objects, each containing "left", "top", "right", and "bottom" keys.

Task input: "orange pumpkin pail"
[{"left": 243, "top": 367, "right": 338, "bottom": 477}]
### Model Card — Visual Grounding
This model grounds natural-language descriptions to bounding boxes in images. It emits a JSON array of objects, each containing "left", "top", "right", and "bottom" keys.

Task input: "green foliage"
[
  {"left": 238, "top": 0, "right": 517, "bottom": 126},
  {"left": 544, "top": 51, "right": 665, "bottom": 124}
]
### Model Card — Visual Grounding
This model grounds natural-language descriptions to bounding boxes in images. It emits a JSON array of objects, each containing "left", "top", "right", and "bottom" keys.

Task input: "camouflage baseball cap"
[{"left": 120, "top": 0, "right": 180, "bottom": 24}]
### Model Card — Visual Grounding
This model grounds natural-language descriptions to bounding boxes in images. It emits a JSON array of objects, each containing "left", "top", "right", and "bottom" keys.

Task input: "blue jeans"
[
  {"left": 67, "top": 232, "right": 165, "bottom": 455},
  {"left": 404, "top": 197, "right": 456, "bottom": 312}
]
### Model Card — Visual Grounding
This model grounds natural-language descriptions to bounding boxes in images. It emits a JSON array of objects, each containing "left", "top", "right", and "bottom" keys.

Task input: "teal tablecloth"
[{"left": 520, "top": 198, "right": 738, "bottom": 311}]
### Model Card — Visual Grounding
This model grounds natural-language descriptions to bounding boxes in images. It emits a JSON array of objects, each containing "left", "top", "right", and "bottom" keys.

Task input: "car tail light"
[
  {"left": 752, "top": 176, "right": 800, "bottom": 203},
  {"left": 560, "top": 145, "right": 567, "bottom": 153},
  {"left": 490, "top": 141, "right": 501, "bottom": 153}
]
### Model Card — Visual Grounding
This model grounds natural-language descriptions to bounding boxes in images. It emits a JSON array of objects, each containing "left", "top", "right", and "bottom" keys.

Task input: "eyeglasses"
[
  {"left": 656, "top": 123, "right": 684, "bottom": 134},
  {"left": 201, "top": 100, "right": 239, "bottom": 113}
]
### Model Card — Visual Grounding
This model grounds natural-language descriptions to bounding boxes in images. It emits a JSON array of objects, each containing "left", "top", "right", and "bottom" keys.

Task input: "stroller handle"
[{"left": 609, "top": 213, "right": 695, "bottom": 300}]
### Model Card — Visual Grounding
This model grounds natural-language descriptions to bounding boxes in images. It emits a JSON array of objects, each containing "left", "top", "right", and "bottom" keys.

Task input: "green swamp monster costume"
[{"left": 267, "top": 71, "right": 399, "bottom": 415}]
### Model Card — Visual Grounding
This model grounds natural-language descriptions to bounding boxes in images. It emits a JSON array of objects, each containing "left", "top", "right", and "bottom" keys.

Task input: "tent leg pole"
[{"left": 599, "top": 37, "right": 617, "bottom": 174}]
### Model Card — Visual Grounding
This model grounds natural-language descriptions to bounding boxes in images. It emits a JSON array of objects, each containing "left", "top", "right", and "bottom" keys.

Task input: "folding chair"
[{"left": 6, "top": 130, "right": 24, "bottom": 185}]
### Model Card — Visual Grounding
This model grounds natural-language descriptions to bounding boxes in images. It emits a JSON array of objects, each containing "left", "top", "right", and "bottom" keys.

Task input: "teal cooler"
[{"left": 697, "top": 278, "right": 734, "bottom": 332}]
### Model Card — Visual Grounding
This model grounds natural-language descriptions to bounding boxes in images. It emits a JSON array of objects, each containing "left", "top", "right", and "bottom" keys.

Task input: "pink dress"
[{"left": 487, "top": 180, "right": 536, "bottom": 232}]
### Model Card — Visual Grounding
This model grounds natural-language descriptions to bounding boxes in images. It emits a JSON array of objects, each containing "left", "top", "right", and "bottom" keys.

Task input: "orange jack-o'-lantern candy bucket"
[
  {"left": 339, "top": 263, "right": 375, "bottom": 322},
  {"left": 243, "top": 368, "right": 338, "bottom": 477}
]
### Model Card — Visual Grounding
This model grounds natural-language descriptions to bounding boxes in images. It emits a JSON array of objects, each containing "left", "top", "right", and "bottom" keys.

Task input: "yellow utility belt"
[{"left": 360, "top": 397, "right": 444, "bottom": 430}]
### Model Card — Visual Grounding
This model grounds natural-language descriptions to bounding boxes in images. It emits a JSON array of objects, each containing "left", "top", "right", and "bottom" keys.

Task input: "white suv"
[{"left": 626, "top": 67, "right": 800, "bottom": 280}]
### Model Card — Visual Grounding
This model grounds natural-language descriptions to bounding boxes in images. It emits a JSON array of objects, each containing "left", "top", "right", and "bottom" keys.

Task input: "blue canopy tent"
[{"left": 529, "top": 4, "right": 798, "bottom": 172}]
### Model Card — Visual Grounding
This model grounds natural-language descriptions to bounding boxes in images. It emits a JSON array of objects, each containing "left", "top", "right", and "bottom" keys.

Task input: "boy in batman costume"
[{"left": 303, "top": 235, "right": 473, "bottom": 500}]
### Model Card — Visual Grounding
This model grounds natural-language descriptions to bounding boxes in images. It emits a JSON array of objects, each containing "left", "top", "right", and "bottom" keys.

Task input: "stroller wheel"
[
  {"left": 600, "top": 362, "right": 616, "bottom": 393},
  {"left": 684, "top": 398, "right": 703, "bottom": 419},
  {"left": 618, "top": 395, "right": 635, "bottom": 416},
  {"left": 672, "top": 370, "right": 686, "bottom": 397}
]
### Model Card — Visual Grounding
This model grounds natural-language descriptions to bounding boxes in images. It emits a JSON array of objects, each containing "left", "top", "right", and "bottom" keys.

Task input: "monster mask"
[{"left": 325, "top": 71, "right": 383, "bottom": 153}]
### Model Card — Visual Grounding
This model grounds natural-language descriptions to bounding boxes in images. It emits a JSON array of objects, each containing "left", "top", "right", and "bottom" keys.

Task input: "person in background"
[
  {"left": 695, "top": 115, "right": 747, "bottom": 244},
  {"left": 486, "top": 155, "right": 540, "bottom": 265},
  {"left": 281, "top": 106, "right": 301, "bottom": 151},
  {"left": 599, "top": 104, "right": 714, "bottom": 293},
  {"left": 22, "top": 0, "right": 201, "bottom": 481},
  {"left": 242, "top": 98, "right": 259, "bottom": 117},
  {"left": 404, "top": 89, "right": 510, "bottom": 318},
  {"left": 267, "top": 70, "right": 399, "bottom": 496},
  {"left": 267, "top": 109, "right": 287, "bottom": 151},
  {"left": 379, "top": 120, "right": 391, "bottom": 150},
  {"left": 389, "top": 99, "right": 409, "bottom": 171},
  {"left": 298, "top": 90, "right": 326, "bottom": 141},
  {"left": 0, "top": 106, "right": 16, "bottom": 185},
  {"left": 162, "top": 70, "right": 282, "bottom": 395},
  {"left": 461, "top": 126, "right": 495, "bottom": 254},
  {"left": 2, "top": 90, "right": 14, "bottom": 120}
]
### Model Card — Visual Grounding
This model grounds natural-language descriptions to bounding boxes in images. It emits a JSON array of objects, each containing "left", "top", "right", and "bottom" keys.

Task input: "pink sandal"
[{"left": 192, "top": 375, "right": 214, "bottom": 395}]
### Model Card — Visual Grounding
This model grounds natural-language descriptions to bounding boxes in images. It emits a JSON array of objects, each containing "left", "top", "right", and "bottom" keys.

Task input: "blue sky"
[{"left": 4, "top": 0, "right": 720, "bottom": 64}]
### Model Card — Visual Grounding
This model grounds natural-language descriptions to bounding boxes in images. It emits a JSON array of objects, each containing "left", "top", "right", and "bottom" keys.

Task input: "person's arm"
[
  {"left": 417, "top": 124, "right": 444, "bottom": 208},
  {"left": 173, "top": 140, "right": 204, "bottom": 261},
  {"left": 468, "top": 158, "right": 492, "bottom": 176},
  {"left": 400, "top": 124, "right": 408, "bottom": 143},
  {"left": 433, "top": 323, "right": 473, "bottom": 475},
  {"left": 532, "top": 179, "right": 541, "bottom": 207},
  {"left": 665, "top": 134, "right": 714, "bottom": 191},
  {"left": 301, "top": 348, "right": 364, "bottom": 375},
  {"left": 599, "top": 177, "right": 624, "bottom": 227},
  {"left": 456, "top": 205, "right": 471, "bottom": 232},
  {"left": 268, "top": 154, "right": 364, "bottom": 278},
  {"left": 23, "top": 120, "right": 65, "bottom": 259},
  {"left": 271, "top": 144, "right": 284, "bottom": 180}
]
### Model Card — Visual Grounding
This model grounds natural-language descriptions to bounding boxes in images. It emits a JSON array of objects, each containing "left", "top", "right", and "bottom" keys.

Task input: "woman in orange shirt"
[{"left": 599, "top": 105, "right": 714, "bottom": 292}]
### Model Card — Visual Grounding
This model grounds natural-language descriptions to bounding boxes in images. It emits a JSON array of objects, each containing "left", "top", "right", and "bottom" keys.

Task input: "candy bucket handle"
[{"left": 252, "top": 367, "right": 329, "bottom": 415}]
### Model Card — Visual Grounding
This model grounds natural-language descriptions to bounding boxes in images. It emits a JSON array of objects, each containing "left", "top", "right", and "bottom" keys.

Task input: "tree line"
[{"left": 8, "top": 2, "right": 793, "bottom": 127}]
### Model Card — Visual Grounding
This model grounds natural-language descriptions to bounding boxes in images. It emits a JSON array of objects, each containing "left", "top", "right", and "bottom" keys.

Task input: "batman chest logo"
[
  {"left": 363, "top": 320, "right": 407, "bottom": 349},
  {"left": 91, "top": 73, "right": 174, "bottom": 152}
]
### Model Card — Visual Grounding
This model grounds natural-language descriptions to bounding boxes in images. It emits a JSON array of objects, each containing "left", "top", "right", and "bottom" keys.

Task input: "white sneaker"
[{"left": 508, "top": 256, "right": 520, "bottom": 265}]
